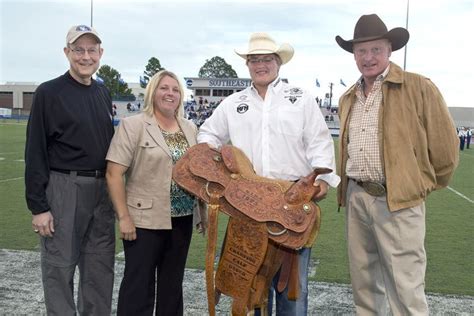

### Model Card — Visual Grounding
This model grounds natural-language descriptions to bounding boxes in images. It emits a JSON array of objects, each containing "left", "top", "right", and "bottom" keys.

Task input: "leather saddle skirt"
[
  {"left": 173, "top": 143, "right": 330, "bottom": 249},
  {"left": 172, "top": 143, "right": 331, "bottom": 315}
]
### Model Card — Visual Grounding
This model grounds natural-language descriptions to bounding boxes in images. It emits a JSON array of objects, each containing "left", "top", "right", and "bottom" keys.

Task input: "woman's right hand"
[{"left": 119, "top": 215, "right": 137, "bottom": 241}]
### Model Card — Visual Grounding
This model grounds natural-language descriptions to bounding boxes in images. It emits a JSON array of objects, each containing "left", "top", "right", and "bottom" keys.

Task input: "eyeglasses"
[
  {"left": 354, "top": 46, "right": 386, "bottom": 57},
  {"left": 248, "top": 56, "right": 275, "bottom": 65},
  {"left": 69, "top": 47, "right": 100, "bottom": 57}
]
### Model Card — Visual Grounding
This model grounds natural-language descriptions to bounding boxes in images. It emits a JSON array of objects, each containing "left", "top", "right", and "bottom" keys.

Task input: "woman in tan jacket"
[{"left": 106, "top": 70, "right": 205, "bottom": 316}]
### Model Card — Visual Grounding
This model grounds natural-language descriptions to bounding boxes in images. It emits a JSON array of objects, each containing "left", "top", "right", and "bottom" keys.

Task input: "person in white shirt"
[
  {"left": 198, "top": 32, "right": 340, "bottom": 316},
  {"left": 458, "top": 127, "right": 467, "bottom": 150}
]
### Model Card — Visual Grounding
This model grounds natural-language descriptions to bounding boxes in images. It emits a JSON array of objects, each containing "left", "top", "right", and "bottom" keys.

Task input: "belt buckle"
[{"left": 361, "top": 181, "right": 386, "bottom": 197}]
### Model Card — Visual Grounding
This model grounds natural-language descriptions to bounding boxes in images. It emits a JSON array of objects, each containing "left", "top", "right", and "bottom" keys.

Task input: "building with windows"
[
  {"left": 3, "top": 78, "right": 471, "bottom": 130},
  {"left": 184, "top": 77, "right": 252, "bottom": 104},
  {"left": 0, "top": 77, "right": 259, "bottom": 115},
  {"left": 0, "top": 82, "right": 37, "bottom": 116},
  {"left": 0, "top": 81, "right": 145, "bottom": 116},
  {"left": 449, "top": 107, "right": 474, "bottom": 128}
]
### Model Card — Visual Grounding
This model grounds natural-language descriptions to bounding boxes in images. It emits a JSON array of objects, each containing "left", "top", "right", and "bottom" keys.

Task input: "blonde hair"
[{"left": 142, "top": 70, "right": 185, "bottom": 118}]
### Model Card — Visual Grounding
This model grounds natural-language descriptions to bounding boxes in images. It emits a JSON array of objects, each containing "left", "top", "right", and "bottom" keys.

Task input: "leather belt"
[
  {"left": 51, "top": 168, "right": 106, "bottom": 178},
  {"left": 350, "top": 178, "right": 386, "bottom": 196}
]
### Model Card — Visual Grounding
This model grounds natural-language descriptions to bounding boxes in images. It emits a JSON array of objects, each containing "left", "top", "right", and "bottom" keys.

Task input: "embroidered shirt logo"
[
  {"left": 288, "top": 87, "right": 303, "bottom": 95},
  {"left": 237, "top": 103, "right": 249, "bottom": 114},
  {"left": 288, "top": 96, "right": 298, "bottom": 104},
  {"left": 284, "top": 87, "right": 303, "bottom": 104}
]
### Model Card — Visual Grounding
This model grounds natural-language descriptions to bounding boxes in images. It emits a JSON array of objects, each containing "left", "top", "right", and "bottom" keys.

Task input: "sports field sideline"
[
  {"left": 0, "top": 121, "right": 473, "bottom": 313},
  {"left": 1, "top": 249, "right": 473, "bottom": 315}
]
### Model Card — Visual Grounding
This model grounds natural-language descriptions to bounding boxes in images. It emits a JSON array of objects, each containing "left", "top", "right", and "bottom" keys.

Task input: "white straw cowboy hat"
[
  {"left": 335, "top": 14, "right": 409, "bottom": 53},
  {"left": 235, "top": 32, "right": 294, "bottom": 65}
]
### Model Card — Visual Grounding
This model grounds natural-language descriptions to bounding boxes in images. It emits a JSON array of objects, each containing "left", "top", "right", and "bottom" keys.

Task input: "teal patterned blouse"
[{"left": 160, "top": 127, "right": 195, "bottom": 217}]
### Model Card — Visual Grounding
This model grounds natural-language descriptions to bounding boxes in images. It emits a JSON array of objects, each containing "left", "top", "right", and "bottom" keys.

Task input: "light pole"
[
  {"left": 90, "top": 0, "right": 93, "bottom": 27},
  {"left": 328, "top": 82, "right": 333, "bottom": 108},
  {"left": 403, "top": 0, "right": 409, "bottom": 70}
]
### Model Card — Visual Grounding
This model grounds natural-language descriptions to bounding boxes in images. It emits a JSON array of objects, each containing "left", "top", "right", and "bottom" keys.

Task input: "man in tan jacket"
[{"left": 335, "top": 14, "right": 459, "bottom": 315}]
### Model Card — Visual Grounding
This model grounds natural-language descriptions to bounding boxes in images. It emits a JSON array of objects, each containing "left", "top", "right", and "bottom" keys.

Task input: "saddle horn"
[{"left": 284, "top": 168, "right": 332, "bottom": 204}]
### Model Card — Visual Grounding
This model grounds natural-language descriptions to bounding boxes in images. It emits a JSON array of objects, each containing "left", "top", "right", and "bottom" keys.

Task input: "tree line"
[{"left": 96, "top": 56, "right": 238, "bottom": 101}]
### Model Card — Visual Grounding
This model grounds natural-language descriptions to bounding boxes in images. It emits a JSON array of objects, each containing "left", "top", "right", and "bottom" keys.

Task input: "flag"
[
  {"left": 95, "top": 75, "right": 104, "bottom": 84},
  {"left": 139, "top": 76, "right": 146, "bottom": 86},
  {"left": 315, "top": 78, "right": 320, "bottom": 87},
  {"left": 340, "top": 78, "right": 346, "bottom": 87}
]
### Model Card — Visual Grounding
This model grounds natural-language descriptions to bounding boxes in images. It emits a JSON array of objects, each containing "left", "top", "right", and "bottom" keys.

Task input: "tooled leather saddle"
[{"left": 172, "top": 143, "right": 331, "bottom": 315}]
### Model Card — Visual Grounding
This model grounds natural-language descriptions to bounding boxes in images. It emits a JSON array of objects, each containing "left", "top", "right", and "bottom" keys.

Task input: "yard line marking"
[
  {"left": 0, "top": 177, "right": 23, "bottom": 183},
  {"left": 447, "top": 186, "right": 474, "bottom": 204},
  {"left": 0, "top": 152, "right": 21, "bottom": 155}
]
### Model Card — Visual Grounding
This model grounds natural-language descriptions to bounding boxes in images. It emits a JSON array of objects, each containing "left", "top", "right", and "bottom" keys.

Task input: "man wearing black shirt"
[{"left": 25, "top": 25, "right": 115, "bottom": 315}]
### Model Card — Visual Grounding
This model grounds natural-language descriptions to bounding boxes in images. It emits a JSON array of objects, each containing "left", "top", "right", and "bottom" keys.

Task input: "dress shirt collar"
[
  {"left": 356, "top": 64, "right": 390, "bottom": 90},
  {"left": 250, "top": 77, "right": 283, "bottom": 95}
]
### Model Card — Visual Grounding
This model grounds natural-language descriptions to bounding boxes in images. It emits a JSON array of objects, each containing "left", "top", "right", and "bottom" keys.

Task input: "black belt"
[
  {"left": 350, "top": 178, "right": 386, "bottom": 196},
  {"left": 51, "top": 168, "right": 106, "bottom": 178}
]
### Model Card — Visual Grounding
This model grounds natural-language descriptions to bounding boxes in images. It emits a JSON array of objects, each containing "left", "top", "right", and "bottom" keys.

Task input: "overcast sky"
[{"left": 1, "top": 0, "right": 473, "bottom": 107}]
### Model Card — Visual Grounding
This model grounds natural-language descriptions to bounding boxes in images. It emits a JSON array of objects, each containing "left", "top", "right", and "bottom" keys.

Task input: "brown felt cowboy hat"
[
  {"left": 235, "top": 32, "right": 294, "bottom": 64},
  {"left": 335, "top": 14, "right": 409, "bottom": 53}
]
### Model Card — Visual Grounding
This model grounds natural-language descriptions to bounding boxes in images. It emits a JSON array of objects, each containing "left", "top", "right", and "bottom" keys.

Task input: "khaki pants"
[{"left": 345, "top": 179, "right": 428, "bottom": 316}]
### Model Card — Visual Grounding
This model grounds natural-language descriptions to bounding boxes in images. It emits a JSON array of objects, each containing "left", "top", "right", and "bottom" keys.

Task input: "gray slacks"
[{"left": 40, "top": 171, "right": 115, "bottom": 315}]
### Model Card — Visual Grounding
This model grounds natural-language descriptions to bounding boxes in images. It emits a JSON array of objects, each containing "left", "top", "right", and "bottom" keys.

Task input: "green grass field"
[{"left": 1, "top": 122, "right": 473, "bottom": 296}]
